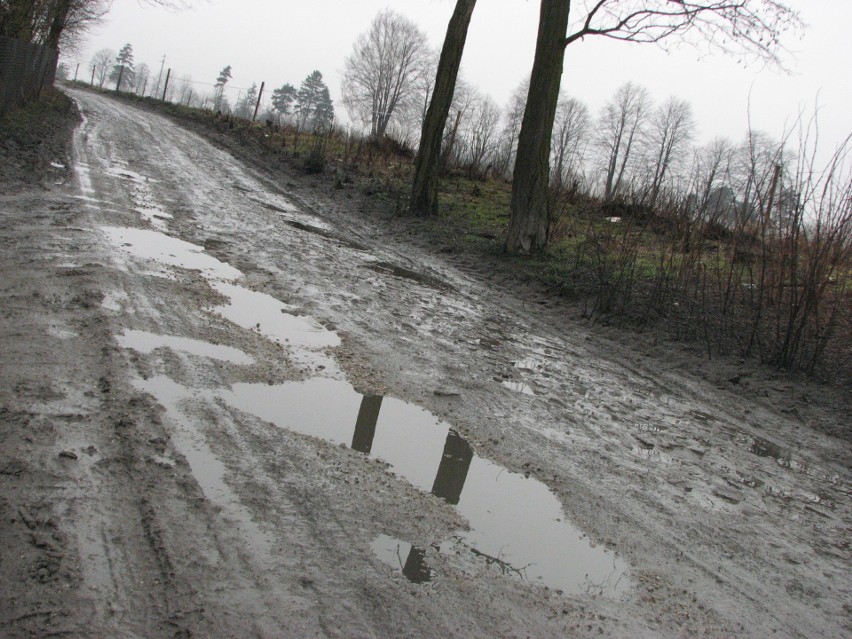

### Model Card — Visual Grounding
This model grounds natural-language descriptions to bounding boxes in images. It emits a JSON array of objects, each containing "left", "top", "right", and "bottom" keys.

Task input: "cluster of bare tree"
[
  {"left": 341, "top": 9, "right": 431, "bottom": 140},
  {"left": 329, "top": 0, "right": 845, "bottom": 375},
  {"left": 0, "top": 1, "right": 188, "bottom": 51},
  {"left": 569, "top": 111, "right": 851, "bottom": 378},
  {"left": 403, "top": 0, "right": 804, "bottom": 255},
  {"left": 337, "top": 2, "right": 803, "bottom": 254},
  {"left": 337, "top": 8, "right": 808, "bottom": 235},
  {"left": 0, "top": 0, "right": 108, "bottom": 50}
]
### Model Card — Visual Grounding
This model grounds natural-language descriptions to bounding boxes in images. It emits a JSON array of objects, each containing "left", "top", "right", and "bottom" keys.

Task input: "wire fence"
[
  {"left": 0, "top": 36, "right": 59, "bottom": 115},
  {"left": 65, "top": 57, "right": 272, "bottom": 120}
]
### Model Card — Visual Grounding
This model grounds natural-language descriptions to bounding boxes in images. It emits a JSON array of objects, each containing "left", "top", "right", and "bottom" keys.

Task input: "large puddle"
[
  {"left": 217, "top": 376, "right": 629, "bottom": 595},
  {"left": 101, "top": 204, "right": 628, "bottom": 597}
]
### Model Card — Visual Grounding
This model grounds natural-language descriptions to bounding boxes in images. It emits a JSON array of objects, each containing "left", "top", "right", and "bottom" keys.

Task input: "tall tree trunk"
[
  {"left": 505, "top": 0, "right": 570, "bottom": 254},
  {"left": 46, "top": 0, "right": 71, "bottom": 50},
  {"left": 409, "top": 0, "right": 477, "bottom": 217}
]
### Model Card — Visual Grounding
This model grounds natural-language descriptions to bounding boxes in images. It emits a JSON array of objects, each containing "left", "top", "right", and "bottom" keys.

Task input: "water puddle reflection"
[
  {"left": 132, "top": 375, "right": 276, "bottom": 564},
  {"left": 102, "top": 226, "right": 242, "bottom": 281},
  {"left": 102, "top": 203, "right": 628, "bottom": 597},
  {"left": 117, "top": 329, "right": 254, "bottom": 365},
  {"left": 219, "top": 377, "right": 629, "bottom": 596},
  {"left": 103, "top": 226, "right": 336, "bottom": 367},
  {"left": 210, "top": 282, "right": 340, "bottom": 351},
  {"left": 501, "top": 380, "right": 536, "bottom": 396},
  {"left": 371, "top": 534, "right": 435, "bottom": 584}
]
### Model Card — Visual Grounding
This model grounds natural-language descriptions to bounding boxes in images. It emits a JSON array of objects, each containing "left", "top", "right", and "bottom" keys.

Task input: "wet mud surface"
[{"left": 1, "top": 88, "right": 849, "bottom": 637}]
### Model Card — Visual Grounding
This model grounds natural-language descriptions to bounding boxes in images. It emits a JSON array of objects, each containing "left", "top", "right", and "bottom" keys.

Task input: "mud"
[{"left": 0, "top": 87, "right": 849, "bottom": 638}]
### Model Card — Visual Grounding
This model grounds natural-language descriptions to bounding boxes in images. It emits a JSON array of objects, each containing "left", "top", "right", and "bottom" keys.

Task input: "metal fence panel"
[{"left": 0, "top": 36, "right": 58, "bottom": 115}]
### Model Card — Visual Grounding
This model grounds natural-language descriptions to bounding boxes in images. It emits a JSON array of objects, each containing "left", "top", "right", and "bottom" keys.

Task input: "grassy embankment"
[{"left": 0, "top": 88, "right": 79, "bottom": 187}]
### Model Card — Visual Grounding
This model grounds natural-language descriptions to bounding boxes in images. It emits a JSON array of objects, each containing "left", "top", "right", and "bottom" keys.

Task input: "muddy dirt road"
[{"left": 1, "top": 88, "right": 849, "bottom": 637}]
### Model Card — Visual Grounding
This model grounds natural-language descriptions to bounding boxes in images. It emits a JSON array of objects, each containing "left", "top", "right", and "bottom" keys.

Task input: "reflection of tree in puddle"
[
  {"left": 402, "top": 546, "right": 433, "bottom": 584},
  {"left": 393, "top": 429, "right": 475, "bottom": 583},
  {"left": 231, "top": 378, "right": 629, "bottom": 593},
  {"left": 352, "top": 395, "right": 383, "bottom": 454},
  {"left": 371, "top": 535, "right": 434, "bottom": 584},
  {"left": 430, "top": 430, "right": 473, "bottom": 506},
  {"left": 469, "top": 545, "right": 531, "bottom": 580},
  {"left": 363, "top": 409, "right": 474, "bottom": 582}
]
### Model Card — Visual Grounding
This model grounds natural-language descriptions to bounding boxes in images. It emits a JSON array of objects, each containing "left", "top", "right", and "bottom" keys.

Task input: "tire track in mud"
[
  {"left": 66, "top": 100, "right": 330, "bottom": 636},
  {"left": 59, "top": 91, "right": 485, "bottom": 637}
]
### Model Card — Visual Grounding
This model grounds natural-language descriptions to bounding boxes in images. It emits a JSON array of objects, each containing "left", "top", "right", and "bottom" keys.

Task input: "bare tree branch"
[{"left": 565, "top": 0, "right": 803, "bottom": 69}]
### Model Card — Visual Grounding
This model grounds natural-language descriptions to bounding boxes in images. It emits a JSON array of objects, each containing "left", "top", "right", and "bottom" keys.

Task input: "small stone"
[
  {"left": 58, "top": 450, "right": 78, "bottom": 460},
  {"left": 434, "top": 389, "right": 460, "bottom": 397}
]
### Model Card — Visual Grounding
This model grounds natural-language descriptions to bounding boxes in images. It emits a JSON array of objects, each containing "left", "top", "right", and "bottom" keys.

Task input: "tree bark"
[
  {"left": 409, "top": 0, "right": 477, "bottom": 217},
  {"left": 505, "top": 0, "right": 570, "bottom": 254},
  {"left": 46, "top": 0, "right": 71, "bottom": 50}
]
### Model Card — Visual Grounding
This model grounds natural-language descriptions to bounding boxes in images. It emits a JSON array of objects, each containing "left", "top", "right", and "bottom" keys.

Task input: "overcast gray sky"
[{"left": 70, "top": 0, "right": 850, "bottom": 160}]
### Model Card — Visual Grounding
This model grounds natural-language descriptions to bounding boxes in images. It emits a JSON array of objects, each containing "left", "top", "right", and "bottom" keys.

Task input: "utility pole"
[
  {"left": 161, "top": 69, "right": 171, "bottom": 102},
  {"left": 252, "top": 81, "right": 265, "bottom": 122},
  {"left": 116, "top": 65, "right": 125, "bottom": 92},
  {"left": 73, "top": 63, "right": 79, "bottom": 82},
  {"left": 153, "top": 55, "right": 166, "bottom": 98}
]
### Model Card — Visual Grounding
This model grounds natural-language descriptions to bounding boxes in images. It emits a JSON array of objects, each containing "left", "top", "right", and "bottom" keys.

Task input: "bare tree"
[
  {"left": 505, "top": 0, "right": 571, "bottom": 254},
  {"left": 89, "top": 47, "right": 114, "bottom": 88},
  {"left": 342, "top": 9, "right": 430, "bottom": 139},
  {"left": 505, "top": 0, "right": 803, "bottom": 255},
  {"left": 734, "top": 129, "right": 787, "bottom": 226},
  {"left": 494, "top": 78, "right": 529, "bottom": 179},
  {"left": 440, "top": 77, "right": 476, "bottom": 171},
  {"left": 0, "top": 0, "right": 110, "bottom": 50},
  {"left": 409, "top": 0, "right": 478, "bottom": 216},
  {"left": 596, "top": 82, "right": 651, "bottom": 200},
  {"left": 175, "top": 74, "right": 193, "bottom": 105},
  {"left": 133, "top": 62, "right": 150, "bottom": 95},
  {"left": 692, "top": 136, "right": 736, "bottom": 222},
  {"left": 551, "top": 93, "right": 590, "bottom": 191},
  {"left": 457, "top": 91, "right": 501, "bottom": 179},
  {"left": 387, "top": 49, "right": 440, "bottom": 148},
  {"left": 645, "top": 96, "right": 696, "bottom": 205},
  {"left": 1, "top": 1, "right": 188, "bottom": 51}
]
